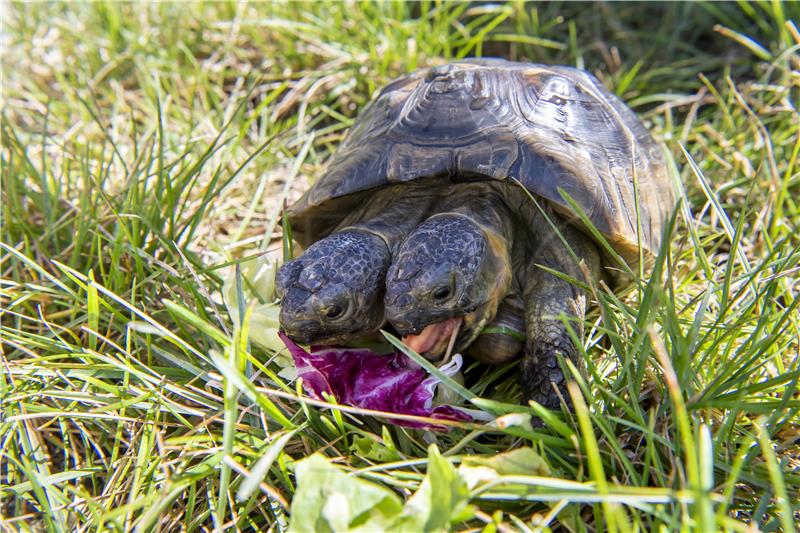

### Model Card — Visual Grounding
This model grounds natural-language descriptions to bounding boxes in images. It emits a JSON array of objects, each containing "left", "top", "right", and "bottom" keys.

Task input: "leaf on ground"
[
  {"left": 461, "top": 447, "right": 551, "bottom": 477},
  {"left": 289, "top": 445, "right": 474, "bottom": 532},
  {"left": 391, "top": 444, "right": 475, "bottom": 532},
  {"left": 459, "top": 447, "right": 552, "bottom": 490},
  {"left": 350, "top": 435, "right": 402, "bottom": 463},
  {"left": 288, "top": 454, "right": 403, "bottom": 533}
]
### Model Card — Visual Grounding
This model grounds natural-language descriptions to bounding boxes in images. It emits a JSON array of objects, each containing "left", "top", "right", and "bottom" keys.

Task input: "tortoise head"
[
  {"left": 276, "top": 230, "right": 390, "bottom": 344},
  {"left": 384, "top": 213, "right": 513, "bottom": 359}
]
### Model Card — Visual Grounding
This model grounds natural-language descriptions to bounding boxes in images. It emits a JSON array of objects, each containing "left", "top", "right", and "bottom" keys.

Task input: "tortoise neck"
[{"left": 337, "top": 184, "right": 439, "bottom": 251}]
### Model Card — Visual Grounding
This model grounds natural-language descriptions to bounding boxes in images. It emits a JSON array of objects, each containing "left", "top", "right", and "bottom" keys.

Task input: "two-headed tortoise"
[{"left": 277, "top": 58, "right": 674, "bottom": 407}]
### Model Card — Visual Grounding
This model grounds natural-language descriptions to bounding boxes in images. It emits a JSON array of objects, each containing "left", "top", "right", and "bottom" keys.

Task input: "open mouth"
[
  {"left": 401, "top": 317, "right": 463, "bottom": 360},
  {"left": 400, "top": 301, "right": 498, "bottom": 361}
]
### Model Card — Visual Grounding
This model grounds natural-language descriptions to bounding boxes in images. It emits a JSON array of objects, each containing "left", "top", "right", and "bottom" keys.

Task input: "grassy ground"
[{"left": 2, "top": 1, "right": 799, "bottom": 531}]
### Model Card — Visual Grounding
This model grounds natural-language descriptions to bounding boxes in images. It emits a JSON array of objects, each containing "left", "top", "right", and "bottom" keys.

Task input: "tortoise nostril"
[{"left": 389, "top": 316, "right": 415, "bottom": 334}]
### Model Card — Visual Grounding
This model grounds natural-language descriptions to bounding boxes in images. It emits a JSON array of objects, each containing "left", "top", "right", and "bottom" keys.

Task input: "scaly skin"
[
  {"left": 277, "top": 183, "right": 445, "bottom": 345},
  {"left": 385, "top": 182, "right": 515, "bottom": 357},
  {"left": 277, "top": 230, "right": 391, "bottom": 344}
]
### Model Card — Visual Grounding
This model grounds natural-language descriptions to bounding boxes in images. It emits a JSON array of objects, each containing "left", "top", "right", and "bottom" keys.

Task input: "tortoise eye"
[
  {"left": 326, "top": 305, "right": 344, "bottom": 319},
  {"left": 433, "top": 286, "right": 452, "bottom": 301}
]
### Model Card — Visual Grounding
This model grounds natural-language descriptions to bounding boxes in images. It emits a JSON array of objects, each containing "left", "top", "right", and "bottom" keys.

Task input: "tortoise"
[{"left": 278, "top": 58, "right": 674, "bottom": 407}]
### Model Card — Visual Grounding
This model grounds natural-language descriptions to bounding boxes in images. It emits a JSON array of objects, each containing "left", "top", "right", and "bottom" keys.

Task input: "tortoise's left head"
[
  {"left": 276, "top": 230, "right": 391, "bottom": 345},
  {"left": 384, "top": 214, "right": 512, "bottom": 359}
]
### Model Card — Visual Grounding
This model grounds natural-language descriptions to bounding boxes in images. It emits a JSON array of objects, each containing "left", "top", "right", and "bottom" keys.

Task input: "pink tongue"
[{"left": 402, "top": 318, "right": 461, "bottom": 356}]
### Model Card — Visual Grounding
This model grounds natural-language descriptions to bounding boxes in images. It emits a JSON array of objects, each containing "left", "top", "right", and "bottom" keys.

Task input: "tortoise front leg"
[
  {"left": 520, "top": 224, "right": 601, "bottom": 410},
  {"left": 468, "top": 294, "right": 525, "bottom": 365}
]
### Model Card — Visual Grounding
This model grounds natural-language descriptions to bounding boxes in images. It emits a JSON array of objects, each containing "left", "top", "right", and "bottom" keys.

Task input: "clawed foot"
[{"left": 520, "top": 339, "right": 576, "bottom": 412}]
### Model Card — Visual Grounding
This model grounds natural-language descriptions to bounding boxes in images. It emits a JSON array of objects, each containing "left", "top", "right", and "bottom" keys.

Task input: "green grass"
[{"left": 2, "top": 1, "right": 799, "bottom": 531}]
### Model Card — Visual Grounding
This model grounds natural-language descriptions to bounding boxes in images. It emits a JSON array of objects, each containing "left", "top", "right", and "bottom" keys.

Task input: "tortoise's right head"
[
  {"left": 276, "top": 230, "right": 390, "bottom": 345},
  {"left": 384, "top": 214, "right": 512, "bottom": 359}
]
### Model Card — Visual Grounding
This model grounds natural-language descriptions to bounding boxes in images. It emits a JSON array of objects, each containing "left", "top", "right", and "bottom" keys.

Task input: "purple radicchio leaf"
[{"left": 279, "top": 332, "right": 471, "bottom": 429}]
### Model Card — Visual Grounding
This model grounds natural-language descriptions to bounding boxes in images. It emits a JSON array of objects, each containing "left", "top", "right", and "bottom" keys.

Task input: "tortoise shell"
[{"left": 287, "top": 59, "right": 675, "bottom": 266}]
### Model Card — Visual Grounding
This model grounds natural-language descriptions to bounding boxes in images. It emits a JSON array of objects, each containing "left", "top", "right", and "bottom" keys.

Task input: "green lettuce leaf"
[{"left": 289, "top": 445, "right": 474, "bottom": 532}]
